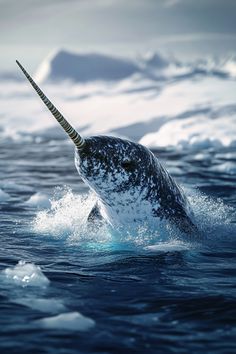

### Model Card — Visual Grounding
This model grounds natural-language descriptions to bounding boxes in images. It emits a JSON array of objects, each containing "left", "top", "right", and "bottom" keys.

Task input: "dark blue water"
[{"left": 0, "top": 140, "right": 235, "bottom": 354}]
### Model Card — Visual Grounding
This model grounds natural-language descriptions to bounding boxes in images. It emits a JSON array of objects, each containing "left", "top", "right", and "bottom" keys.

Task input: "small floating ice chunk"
[
  {"left": 37, "top": 312, "right": 95, "bottom": 331},
  {"left": 3, "top": 261, "right": 50, "bottom": 288},
  {"left": 0, "top": 188, "right": 10, "bottom": 202},
  {"left": 25, "top": 192, "right": 51, "bottom": 209},
  {"left": 15, "top": 298, "right": 66, "bottom": 313}
]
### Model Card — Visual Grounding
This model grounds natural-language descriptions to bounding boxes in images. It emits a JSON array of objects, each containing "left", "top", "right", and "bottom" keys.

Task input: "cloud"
[
  {"left": 163, "top": 0, "right": 183, "bottom": 7},
  {"left": 155, "top": 32, "right": 236, "bottom": 43}
]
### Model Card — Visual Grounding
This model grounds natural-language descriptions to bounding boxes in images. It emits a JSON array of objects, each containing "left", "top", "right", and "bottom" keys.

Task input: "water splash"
[
  {"left": 32, "top": 186, "right": 233, "bottom": 251},
  {"left": 186, "top": 188, "right": 235, "bottom": 243},
  {"left": 33, "top": 188, "right": 111, "bottom": 245}
]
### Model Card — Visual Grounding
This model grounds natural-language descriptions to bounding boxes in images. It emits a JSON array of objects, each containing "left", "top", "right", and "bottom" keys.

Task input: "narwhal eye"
[{"left": 121, "top": 160, "right": 136, "bottom": 172}]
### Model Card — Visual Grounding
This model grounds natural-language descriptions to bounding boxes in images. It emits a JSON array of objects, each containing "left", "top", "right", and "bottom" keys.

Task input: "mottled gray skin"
[{"left": 75, "top": 136, "right": 196, "bottom": 233}]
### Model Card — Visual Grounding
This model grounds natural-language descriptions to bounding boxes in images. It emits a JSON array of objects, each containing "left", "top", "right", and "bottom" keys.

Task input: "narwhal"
[{"left": 16, "top": 60, "right": 196, "bottom": 234}]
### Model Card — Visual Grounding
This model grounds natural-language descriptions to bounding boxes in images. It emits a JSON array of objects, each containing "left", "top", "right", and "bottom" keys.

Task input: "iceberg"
[{"left": 35, "top": 49, "right": 140, "bottom": 83}]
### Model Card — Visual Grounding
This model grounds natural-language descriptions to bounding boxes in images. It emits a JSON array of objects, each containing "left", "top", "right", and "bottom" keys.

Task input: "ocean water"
[
  {"left": 0, "top": 51, "right": 236, "bottom": 353},
  {"left": 0, "top": 139, "right": 235, "bottom": 354}
]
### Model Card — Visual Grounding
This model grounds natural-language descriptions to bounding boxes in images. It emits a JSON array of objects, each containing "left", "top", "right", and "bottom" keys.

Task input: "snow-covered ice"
[
  {"left": 35, "top": 49, "right": 140, "bottom": 83},
  {"left": 1, "top": 49, "right": 236, "bottom": 151},
  {"left": 3, "top": 261, "right": 50, "bottom": 288}
]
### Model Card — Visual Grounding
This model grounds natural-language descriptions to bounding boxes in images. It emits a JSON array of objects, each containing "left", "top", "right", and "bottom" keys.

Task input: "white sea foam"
[
  {"left": 32, "top": 184, "right": 235, "bottom": 248},
  {"left": 33, "top": 188, "right": 179, "bottom": 247},
  {"left": 36, "top": 311, "right": 95, "bottom": 331},
  {"left": 25, "top": 192, "right": 51, "bottom": 209},
  {"left": 143, "top": 189, "right": 235, "bottom": 247},
  {"left": 185, "top": 188, "right": 235, "bottom": 242},
  {"left": 0, "top": 188, "right": 10, "bottom": 202},
  {"left": 3, "top": 261, "right": 50, "bottom": 288},
  {"left": 33, "top": 188, "right": 111, "bottom": 244}
]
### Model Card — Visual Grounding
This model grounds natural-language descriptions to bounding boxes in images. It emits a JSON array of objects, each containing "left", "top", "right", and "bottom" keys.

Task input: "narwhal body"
[
  {"left": 75, "top": 136, "right": 195, "bottom": 232},
  {"left": 16, "top": 60, "right": 196, "bottom": 234}
]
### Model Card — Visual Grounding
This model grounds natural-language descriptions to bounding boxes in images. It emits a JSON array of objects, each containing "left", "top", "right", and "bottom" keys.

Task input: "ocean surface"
[{"left": 0, "top": 51, "right": 236, "bottom": 353}]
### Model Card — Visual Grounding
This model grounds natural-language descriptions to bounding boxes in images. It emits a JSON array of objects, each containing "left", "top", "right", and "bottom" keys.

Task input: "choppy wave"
[{"left": 0, "top": 188, "right": 10, "bottom": 202}]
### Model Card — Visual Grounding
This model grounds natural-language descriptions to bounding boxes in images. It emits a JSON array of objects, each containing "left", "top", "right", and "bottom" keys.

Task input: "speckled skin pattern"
[{"left": 75, "top": 136, "right": 196, "bottom": 233}]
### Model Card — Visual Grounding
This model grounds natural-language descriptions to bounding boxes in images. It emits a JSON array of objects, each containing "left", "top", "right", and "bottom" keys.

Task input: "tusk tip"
[{"left": 16, "top": 60, "right": 22, "bottom": 68}]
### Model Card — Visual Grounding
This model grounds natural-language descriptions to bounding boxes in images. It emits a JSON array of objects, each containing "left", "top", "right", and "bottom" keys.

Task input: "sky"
[{"left": 1, "top": 0, "right": 236, "bottom": 72}]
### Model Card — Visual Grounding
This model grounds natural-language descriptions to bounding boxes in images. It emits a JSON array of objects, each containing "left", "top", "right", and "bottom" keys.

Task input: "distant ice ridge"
[
  {"left": 140, "top": 115, "right": 236, "bottom": 150},
  {"left": 35, "top": 49, "right": 236, "bottom": 83},
  {"left": 35, "top": 49, "right": 141, "bottom": 83},
  {"left": 2, "top": 49, "right": 236, "bottom": 151}
]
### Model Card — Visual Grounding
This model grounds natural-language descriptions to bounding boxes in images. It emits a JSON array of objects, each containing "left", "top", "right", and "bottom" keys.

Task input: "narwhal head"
[
  {"left": 16, "top": 61, "right": 157, "bottom": 204},
  {"left": 75, "top": 136, "right": 156, "bottom": 201}
]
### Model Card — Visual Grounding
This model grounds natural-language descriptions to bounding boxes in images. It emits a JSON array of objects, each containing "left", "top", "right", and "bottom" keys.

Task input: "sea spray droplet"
[
  {"left": 185, "top": 188, "right": 236, "bottom": 242},
  {"left": 3, "top": 261, "right": 50, "bottom": 288}
]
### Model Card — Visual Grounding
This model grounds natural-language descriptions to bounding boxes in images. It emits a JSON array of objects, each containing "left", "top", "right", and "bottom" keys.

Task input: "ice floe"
[
  {"left": 3, "top": 261, "right": 50, "bottom": 288},
  {"left": 36, "top": 311, "right": 95, "bottom": 331}
]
